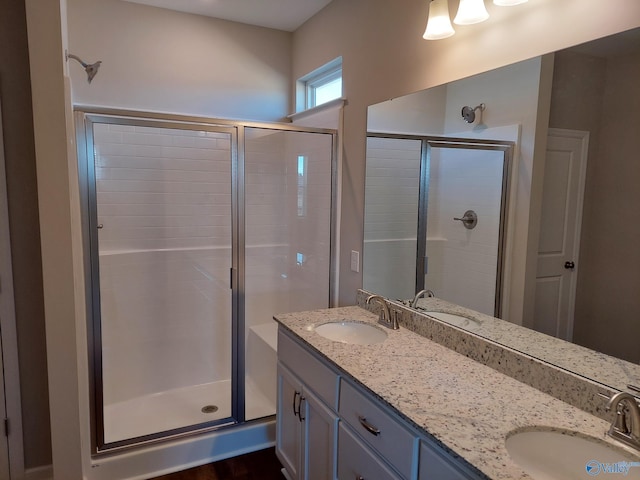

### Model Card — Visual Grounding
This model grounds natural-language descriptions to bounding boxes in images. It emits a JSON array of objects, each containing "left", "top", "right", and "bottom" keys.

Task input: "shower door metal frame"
[
  {"left": 76, "top": 107, "right": 339, "bottom": 455},
  {"left": 77, "top": 113, "right": 241, "bottom": 453},
  {"left": 366, "top": 133, "right": 513, "bottom": 318}
]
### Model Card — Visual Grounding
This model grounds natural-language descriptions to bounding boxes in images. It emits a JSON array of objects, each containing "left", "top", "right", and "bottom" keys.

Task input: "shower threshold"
[{"left": 103, "top": 378, "right": 275, "bottom": 444}]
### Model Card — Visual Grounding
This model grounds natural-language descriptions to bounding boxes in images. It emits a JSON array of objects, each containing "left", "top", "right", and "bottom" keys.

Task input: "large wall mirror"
[{"left": 363, "top": 27, "right": 640, "bottom": 391}]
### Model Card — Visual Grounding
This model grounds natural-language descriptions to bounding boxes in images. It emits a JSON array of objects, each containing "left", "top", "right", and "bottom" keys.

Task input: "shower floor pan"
[{"left": 103, "top": 378, "right": 275, "bottom": 444}]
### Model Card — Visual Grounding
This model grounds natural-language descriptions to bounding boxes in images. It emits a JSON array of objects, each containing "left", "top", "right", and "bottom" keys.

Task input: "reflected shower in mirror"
[
  {"left": 363, "top": 27, "right": 640, "bottom": 392},
  {"left": 363, "top": 134, "right": 513, "bottom": 317}
]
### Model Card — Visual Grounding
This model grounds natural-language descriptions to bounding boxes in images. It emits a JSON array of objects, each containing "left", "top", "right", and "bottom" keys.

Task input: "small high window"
[{"left": 297, "top": 57, "right": 343, "bottom": 111}]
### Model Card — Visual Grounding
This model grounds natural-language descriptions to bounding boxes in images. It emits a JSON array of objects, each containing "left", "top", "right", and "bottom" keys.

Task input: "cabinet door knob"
[
  {"left": 358, "top": 415, "right": 381, "bottom": 436},
  {"left": 564, "top": 261, "right": 575, "bottom": 269},
  {"left": 356, "top": 476, "right": 365, "bottom": 480}
]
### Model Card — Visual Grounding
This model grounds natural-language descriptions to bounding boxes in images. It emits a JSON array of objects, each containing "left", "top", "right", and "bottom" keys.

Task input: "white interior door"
[{"left": 533, "top": 129, "right": 589, "bottom": 340}]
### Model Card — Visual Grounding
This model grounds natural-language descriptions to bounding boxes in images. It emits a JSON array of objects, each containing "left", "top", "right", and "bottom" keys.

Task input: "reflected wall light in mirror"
[{"left": 424, "top": 0, "right": 528, "bottom": 40}]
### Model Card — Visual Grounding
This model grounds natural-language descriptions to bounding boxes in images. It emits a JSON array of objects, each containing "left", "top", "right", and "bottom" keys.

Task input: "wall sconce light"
[
  {"left": 423, "top": 0, "right": 455, "bottom": 40},
  {"left": 423, "top": 0, "right": 529, "bottom": 40},
  {"left": 454, "top": 0, "right": 489, "bottom": 25}
]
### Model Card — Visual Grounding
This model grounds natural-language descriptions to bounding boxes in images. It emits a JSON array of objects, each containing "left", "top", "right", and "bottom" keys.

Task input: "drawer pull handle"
[
  {"left": 358, "top": 415, "right": 381, "bottom": 436},
  {"left": 356, "top": 476, "right": 365, "bottom": 480}
]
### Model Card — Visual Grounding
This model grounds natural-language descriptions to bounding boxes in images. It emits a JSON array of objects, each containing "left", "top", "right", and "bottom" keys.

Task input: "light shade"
[
  {"left": 494, "top": 0, "right": 528, "bottom": 5},
  {"left": 454, "top": 0, "right": 490, "bottom": 25},
  {"left": 423, "top": 0, "right": 455, "bottom": 40}
]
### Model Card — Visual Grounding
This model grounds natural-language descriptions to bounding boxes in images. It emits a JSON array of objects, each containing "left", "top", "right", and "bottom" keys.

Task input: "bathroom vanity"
[
  {"left": 274, "top": 305, "right": 640, "bottom": 480},
  {"left": 276, "top": 325, "right": 480, "bottom": 480}
]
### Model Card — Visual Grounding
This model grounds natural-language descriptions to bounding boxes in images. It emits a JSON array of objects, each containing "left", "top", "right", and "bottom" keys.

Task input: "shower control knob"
[{"left": 564, "top": 261, "right": 575, "bottom": 269}]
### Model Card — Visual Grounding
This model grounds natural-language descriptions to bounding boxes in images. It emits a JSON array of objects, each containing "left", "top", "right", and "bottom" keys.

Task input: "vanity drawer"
[
  {"left": 338, "top": 423, "right": 402, "bottom": 480},
  {"left": 339, "top": 379, "right": 418, "bottom": 479},
  {"left": 278, "top": 328, "right": 340, "bottom": 409},
  {"left": 419, "top": 439, "right": 481, "bottom": 480}
]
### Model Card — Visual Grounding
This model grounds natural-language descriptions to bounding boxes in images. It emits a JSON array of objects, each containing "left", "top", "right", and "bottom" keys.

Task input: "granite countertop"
[
  {"left": 274, "top": 305, "right": 639, "bottom": 480},
  {"left": 410, "top": 296, "right": 640, "bottom": 394}
]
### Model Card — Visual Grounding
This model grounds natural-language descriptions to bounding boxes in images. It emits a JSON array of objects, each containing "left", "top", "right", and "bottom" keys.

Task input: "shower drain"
[{"left": 201, "top": 405, "right": 219, "bottom": 414}]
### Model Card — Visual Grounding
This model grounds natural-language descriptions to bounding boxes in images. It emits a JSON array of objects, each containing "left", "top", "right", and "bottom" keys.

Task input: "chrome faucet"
[
  {"left": 605, "top": 391, "right": 640, "bottom": 451},
  {"left": 366, "top": 294, "right": 399, "bottom": 330},
  {"left": 411, "top": 289, "right": 434, "bottom": 308}
]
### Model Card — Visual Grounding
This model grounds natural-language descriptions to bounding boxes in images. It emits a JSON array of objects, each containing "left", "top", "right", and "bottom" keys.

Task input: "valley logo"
[{"left": 586, "top": 460, "right": 640, "bottom": 476}]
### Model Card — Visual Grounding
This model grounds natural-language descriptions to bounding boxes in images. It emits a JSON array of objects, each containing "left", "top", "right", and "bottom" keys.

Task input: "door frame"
[{"left": 0, "top": 98, "right": 26, "bottom": 478}]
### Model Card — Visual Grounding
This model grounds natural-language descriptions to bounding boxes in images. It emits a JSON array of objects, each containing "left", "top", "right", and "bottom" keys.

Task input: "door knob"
[{"left": 564, "top": 261, "right": 575, "bottom": 269}]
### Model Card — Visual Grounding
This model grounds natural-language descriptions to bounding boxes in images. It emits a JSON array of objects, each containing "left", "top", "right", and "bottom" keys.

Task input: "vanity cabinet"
[
  {"left": 276, "top": 331, "right": 340, "bottom": 480},
  {"left": 276, "top": 327, "right": 482, "bottom": 480}
]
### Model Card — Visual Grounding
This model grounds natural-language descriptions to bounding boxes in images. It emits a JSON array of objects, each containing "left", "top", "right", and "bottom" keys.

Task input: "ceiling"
[{"left": 123, "top": 0, "right": 333, "bottom": 32}]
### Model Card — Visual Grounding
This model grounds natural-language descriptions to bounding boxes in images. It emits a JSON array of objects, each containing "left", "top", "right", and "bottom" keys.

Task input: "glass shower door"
[
  {"left": 424, "top": 144, "right": 508, "bottom": 316},
  {"left": 89, "top": 120, "right": 237, "bottom": 448},
  {"left": 243, "top": 127, "right": 334, "bottom": 421}
]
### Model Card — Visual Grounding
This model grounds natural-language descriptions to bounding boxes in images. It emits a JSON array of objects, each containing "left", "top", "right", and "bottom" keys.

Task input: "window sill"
[{"left": 288, "top": 98, "right": 347, "bottom": 123}]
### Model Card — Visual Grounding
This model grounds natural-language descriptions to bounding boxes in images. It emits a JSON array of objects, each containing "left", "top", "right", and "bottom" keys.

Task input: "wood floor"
[{"left": 150, "top": 448, "right": 284, "bottom": 480}]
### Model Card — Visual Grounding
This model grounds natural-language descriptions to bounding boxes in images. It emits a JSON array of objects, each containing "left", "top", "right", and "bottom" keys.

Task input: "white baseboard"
[{"left": 25, "top": 464, "right": 53, "bottom": 480}]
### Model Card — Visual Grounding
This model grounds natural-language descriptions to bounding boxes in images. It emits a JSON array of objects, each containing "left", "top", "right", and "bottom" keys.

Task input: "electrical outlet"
[{"left": 350, "top": 250, "right": 360, "bottom": 273}]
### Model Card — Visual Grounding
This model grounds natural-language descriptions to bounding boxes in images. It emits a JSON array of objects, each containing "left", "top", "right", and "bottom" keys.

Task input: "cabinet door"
[
  {"left": 302, "top": 388, "right": 338, "bottom": 480},
  {"left": 277, "top": 363, "right": 304, "bottom": 480}
]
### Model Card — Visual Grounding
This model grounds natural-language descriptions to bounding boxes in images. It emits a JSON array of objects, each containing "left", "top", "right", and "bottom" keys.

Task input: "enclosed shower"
[
  {"left": 363, "top": 133, "right": 513, "bottom": 317},
  {"left": 76, "top": 111, "right": 336, "bottom": 451}
]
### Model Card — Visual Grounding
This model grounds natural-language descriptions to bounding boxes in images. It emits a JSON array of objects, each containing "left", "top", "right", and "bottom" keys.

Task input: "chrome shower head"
[
  {"left": 461, "top": 103, "right": 485, "bottom": 123},
  {"left": 66, "top": 52, "right": 102, "bottom": 84}
]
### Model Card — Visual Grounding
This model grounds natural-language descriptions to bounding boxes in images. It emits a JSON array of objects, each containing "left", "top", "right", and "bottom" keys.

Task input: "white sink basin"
[
  {"left": 424, "top": 311, "right": 480, "bottom": 330},
  {"left": 315, "top": 321, "right": 387, "bottom": 345},
  {"left": 506, "top": 429, "right": 640, "bottom": 479}
]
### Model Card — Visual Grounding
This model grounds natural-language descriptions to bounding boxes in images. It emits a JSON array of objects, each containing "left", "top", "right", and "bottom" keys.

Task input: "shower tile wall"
[
  {"left": 364, "top": 137, "right": 421, "bottom": 300},
  {"left": 94, "top": 124, "right": 232, "bottom": 406}
]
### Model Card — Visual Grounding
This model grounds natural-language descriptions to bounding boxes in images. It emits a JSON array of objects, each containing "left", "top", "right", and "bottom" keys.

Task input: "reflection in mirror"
[
  {"left": 363, "top": 134, "right": 513, "bottom": 317},
  {"left": 363, "top": 27, "right": 640, "bottom": 392}
]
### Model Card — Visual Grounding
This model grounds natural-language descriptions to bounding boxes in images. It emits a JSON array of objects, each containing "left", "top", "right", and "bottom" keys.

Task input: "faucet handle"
[{"left": 610, "top": 402, "right": 631, "bottom": 435}]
